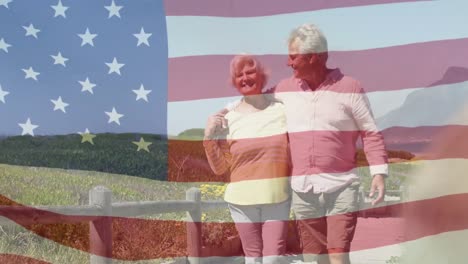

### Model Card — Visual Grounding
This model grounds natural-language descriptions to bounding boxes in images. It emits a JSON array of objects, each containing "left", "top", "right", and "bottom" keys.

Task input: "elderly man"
[
  {"left": 275, "top": 23, "right": 388, "bottom": 264},
  {"left": 222, "top": 23, "right": 388, "bottom": 264}
]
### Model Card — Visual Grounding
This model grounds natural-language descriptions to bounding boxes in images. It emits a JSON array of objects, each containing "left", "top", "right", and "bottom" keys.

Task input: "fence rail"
[{"left": 0, "top": 185, "right": 406, "bottom": 264}]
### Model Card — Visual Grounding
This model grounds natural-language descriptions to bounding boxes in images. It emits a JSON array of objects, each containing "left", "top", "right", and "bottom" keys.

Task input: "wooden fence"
[{"left": 0, "top": 185, "right": 406, "bottom": 264}]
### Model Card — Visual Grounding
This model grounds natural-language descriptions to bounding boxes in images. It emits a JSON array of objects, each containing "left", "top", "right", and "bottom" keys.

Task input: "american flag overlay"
[
  {"left": 1, "top": 0, "right": 468, "bottom": 263},
  {"left": 0, "top": 0, "right": 168, "bottom": 179}
]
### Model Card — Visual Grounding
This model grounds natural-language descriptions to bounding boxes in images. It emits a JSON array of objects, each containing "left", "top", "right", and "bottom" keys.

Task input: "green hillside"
[
  {"left": 0, "top": 133, "right": 167, "bottom": 180},
  {"left": 177, "top": 128, "right": 205, "bottom": 140}
]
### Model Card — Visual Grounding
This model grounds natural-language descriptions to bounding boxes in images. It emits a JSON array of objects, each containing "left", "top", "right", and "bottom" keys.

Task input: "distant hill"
[
  {"left": 177, "top": 128, "right": 205, "bottom": 140},
  {"left": 0, "top": 134, "right": 10, "bottom": 141},
  {"left": 0, "top": 133, "right": 167, "bottom": 180},
  {"left": 430, "top": 66, "right": 468, "bottom": 87},
  {"left": 377, "top": 67, "right": 468, "bottom": 153},
  {"left": 378, "top": 66, "right": 468, "bottom": 130}
]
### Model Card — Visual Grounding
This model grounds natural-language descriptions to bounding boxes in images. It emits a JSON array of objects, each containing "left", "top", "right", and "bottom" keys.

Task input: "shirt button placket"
[{"left": 311, "top": 93, "right": 317, "bottom": 168}]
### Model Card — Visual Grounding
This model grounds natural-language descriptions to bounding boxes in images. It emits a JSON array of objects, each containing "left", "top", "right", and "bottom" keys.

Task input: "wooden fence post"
[
  {"left": 186, "top": 187, "right": 202, "bottom": 264},
  {"left": 89, "top": 186, "right": 113, "bottom": 264}
]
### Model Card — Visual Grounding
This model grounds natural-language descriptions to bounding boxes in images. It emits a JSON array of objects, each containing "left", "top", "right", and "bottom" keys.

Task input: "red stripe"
[
  {"left": 164, "top": 0, "right": 428, "bottom": 17},
  {"left": 0, "top": 254, "right": 50, "bottom": 264},
  {"left": 168, "top": 38, "right": 468, "bottom": 102},
  {"left": 168, "top": 125, "right": 468, "bottom": 182},
  {"left": 1, "top": 193, "right": 467, "bottom": 259},
  {"left": 381, "top": 125, "right": 468, "bottom": 157}
]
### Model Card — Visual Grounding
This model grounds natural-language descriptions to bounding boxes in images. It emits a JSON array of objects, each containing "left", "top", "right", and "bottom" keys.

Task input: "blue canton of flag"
[
  {"left": 0, "top": 0, "right": 168, "bottom": 136},
  {"left": 0, "top": 0, "right": 169, "bottom": 179}
]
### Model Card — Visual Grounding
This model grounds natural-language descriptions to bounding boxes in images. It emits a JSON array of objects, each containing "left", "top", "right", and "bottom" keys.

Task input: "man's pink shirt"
[{"left": 271, "top": 69, "right": 388, "bottom": 193}]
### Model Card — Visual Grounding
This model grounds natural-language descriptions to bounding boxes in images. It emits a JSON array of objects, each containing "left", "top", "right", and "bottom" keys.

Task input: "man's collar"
[{"left": 296, "top": 68, "right": 342, "bottom": 90}]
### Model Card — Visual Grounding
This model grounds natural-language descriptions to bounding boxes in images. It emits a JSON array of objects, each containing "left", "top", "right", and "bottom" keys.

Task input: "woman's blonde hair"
[{"left": 229, "top": 54, "right": 268, "bottom": 89}]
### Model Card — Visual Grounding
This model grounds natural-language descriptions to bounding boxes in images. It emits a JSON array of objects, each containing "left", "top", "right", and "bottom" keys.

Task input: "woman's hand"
[{"left": 204, "top": 109, "right": 229, "bottom": 139}]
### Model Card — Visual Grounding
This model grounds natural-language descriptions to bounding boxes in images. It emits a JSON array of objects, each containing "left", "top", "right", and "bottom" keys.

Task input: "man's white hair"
[{"left": 288, "top": 23, "right": 328, "bottom": 54}]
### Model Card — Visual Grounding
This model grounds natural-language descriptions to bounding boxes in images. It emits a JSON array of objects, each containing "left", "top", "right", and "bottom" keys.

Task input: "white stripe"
[
  {"left": 349, "top": 243, "right": 402, "bottom": 264},
  {"left": 349, "top": 230, "right": 468, "bottom": 264},
  {"left": 168, "top": 81, "right": 468, "bottom": 135},
  {"left": 400, "top": 230, "right": 468, "bottom": 264},
  {"left": 406, "top": 158, "right": 468, "bottom": 202},
  {"left": 168, "top": 95, "right": 241, "bottom": 136},
  {"left": 166, "top": 0, "right": 468, "bottom": 58}
]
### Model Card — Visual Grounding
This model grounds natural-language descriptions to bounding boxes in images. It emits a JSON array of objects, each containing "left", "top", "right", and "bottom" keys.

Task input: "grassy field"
[
  {"left": 0, "top": 163, "right": 200, "bottom": 264},
  {"left": 0, "top": 161, "right": 416, "bottom": 263},
  {"left": 0, "top": 163, "right": 192, "bottom": 206}
]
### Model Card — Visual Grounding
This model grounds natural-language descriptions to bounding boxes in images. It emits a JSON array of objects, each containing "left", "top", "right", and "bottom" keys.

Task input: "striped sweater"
[{"left": 203, "top": 102, "right": 290, "bottom": 205}]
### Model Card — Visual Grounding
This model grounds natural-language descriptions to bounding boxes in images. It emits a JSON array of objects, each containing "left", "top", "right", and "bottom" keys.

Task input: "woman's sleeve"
[{"left": 203, "top": 138, "right": 231, "bottom": 175}]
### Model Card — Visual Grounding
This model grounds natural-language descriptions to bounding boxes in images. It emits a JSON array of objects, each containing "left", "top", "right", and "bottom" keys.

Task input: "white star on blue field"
[{"left": 0, "top": 0, "right": 168, "bottom": 136}]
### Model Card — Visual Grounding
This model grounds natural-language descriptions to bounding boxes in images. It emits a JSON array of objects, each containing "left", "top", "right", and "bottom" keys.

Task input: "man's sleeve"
[{"left": 351, "top": 82, "right": 388, "bottom": 176}]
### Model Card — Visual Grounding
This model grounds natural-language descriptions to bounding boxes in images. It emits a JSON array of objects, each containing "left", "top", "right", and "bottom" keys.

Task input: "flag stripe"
[
  {"left": 0, "top": 254, "right": 51, "bottom": 264},
  {"left": 400, "top": 229, "right": 468, "bottom": 264},
  {"left": 4, "top": 224, "right": 465, "bottom": 263},
  {"left": 7, "top": 157, "right": 468, "bottom": 220},
  {"left": 168, "top": 125, "right": 468, "bottom": 182},
  {"left": 167, "top": 80, "right": 468, "bottom": 135},
  {"left": 167, "top": 38, "right": 468, "bottom": 102},
  {"left": 1, "top": 193, "right": 468, "bottom": 259},
  {"left": 6, "top": 159, "right": 468, "bottom": 218},
  {"left": 163, "top": 0, "right": 428, "bottom": 17},
  {"left": 166, "top": 1, "right": 467, "bottom": 58},
  {"left": 382, "top": 125, "right": 468, "bottom": 156}
]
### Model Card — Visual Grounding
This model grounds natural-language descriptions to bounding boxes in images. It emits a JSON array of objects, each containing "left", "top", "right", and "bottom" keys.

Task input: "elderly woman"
[{"left": 203, "top": 55, "right": 291, "bottom": 264}]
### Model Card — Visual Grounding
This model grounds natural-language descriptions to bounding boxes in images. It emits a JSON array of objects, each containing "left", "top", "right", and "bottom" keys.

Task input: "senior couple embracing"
[{"left": 203, "top": 23, "right": 388, "bottom": 264}]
